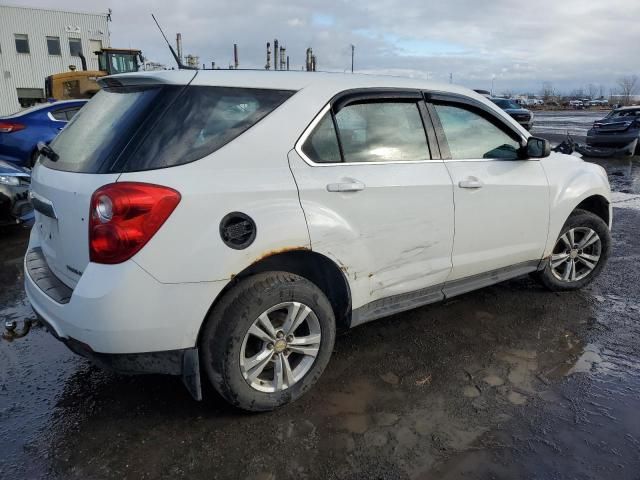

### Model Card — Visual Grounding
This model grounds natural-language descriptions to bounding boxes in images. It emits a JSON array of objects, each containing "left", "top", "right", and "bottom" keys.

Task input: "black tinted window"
[
  {"left": 301, "top": 112, "right": 341, "bottom": 163},
  {"left": 14, "top": 34, "right": 29, "bottom": 54},
  {"left": 46, "top": 86, "right": 167, "bottom": 173},
  {"left": 123, "top": 87, "right": 293, "bottom": 171},
  {"left": 69, "top": 38, "right": 82, "bottom": 57},
  {"left": 50, "top": 109, "right": 68, "bottom": 121},
  {"left": 46, "top": 86, "right": 293, "bottom": 173},
  {"left": 47, "top": 36, "right": 61, "bottom": 55}
]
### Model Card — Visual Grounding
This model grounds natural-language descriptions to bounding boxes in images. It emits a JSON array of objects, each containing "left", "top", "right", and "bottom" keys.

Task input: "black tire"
[
  {"left": 535, "top": 209, "right": 610, "bottom": 291},
  {"left": 200, "top": 272, "right": 336, "bottom": 411}
]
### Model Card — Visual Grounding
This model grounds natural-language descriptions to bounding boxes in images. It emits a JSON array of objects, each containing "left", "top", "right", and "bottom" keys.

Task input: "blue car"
[{"left": 0, "top": 100, "right": 87, "bottom": 168}]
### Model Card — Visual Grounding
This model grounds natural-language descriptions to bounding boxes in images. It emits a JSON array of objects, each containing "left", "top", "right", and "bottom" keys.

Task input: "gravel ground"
[{"left": 1, "top": 111, "right": 639, "bottom": 479}]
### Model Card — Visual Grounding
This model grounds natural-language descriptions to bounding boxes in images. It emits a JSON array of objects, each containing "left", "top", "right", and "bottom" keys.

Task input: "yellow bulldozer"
[{"left": 45, "top": 48, "right": 143, "bottom": 101}]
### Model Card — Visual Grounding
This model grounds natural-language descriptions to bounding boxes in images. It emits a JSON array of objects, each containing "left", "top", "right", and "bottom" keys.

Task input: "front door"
[
  {"left": 428, "top": 100, "right": 550, "bottom": 283},
  {"left": 289, "top": 93, "right": 455, "bottom": 314}
]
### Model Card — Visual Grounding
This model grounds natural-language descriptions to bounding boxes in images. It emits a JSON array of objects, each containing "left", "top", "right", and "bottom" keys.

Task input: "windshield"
[
  {"left": 44, "top": 85, "right": 294, "bottom": 173},
  {"left": 5, "top": 102, "right": 52, "bottom": 118},
  {"left": 491, "top": 98, "right": 521, "bottom": 110}
]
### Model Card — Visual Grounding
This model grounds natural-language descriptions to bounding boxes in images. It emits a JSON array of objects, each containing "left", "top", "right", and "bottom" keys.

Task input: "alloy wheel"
[
  {"left": 550, "top": 227, "right": 602, "bottom": 282},
  {"left": 239, "top": 301, "right": 322, "bottom": 393}
]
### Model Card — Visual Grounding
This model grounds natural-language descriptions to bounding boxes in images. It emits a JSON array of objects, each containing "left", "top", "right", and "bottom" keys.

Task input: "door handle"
[
  {"left": 326, "top": 180, "right": 366, "bottom": 193},
  {"left": 458, "top": 177, "right": 484, "bottom": 189}
]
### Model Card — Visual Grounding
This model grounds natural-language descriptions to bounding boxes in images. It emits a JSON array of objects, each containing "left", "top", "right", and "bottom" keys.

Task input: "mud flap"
[{"left": 182, "top": 347, "right": 203, "bottom": 401}]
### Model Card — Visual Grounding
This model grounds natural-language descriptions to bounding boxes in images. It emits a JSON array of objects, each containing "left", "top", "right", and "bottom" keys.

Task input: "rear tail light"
[
  {"left": 89, "top": 182, "right": 181, "bottom": 264},
  {"left": 0, "top": 122, "right": 26, "bottom": 133}
]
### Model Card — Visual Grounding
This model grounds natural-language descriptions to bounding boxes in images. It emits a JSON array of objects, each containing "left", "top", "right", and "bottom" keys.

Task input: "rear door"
[
  {"left": 289, "top": 91, "right": 455, "bottom": 312},
  {"left": 427, "top": 96, "right": 549, "bottom": 284}
]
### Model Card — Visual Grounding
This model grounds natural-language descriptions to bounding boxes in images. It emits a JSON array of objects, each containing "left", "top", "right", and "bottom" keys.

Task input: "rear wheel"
[
  {"left": 536, "top": 209, "right": 610, "bottom": 291},
  {"left": 200, "top": 272, "right": 336, "bottom": 411}
]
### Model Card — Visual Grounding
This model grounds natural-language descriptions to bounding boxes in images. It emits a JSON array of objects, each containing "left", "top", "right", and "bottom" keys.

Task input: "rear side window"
[
  {"left": 301, "top": 99, "right": 431, "bottom": 164},
  {"left": 123, "top": 87, "right": 293, "bottom": 171},
  {"left": 335, "top": 102, "right": 430, "bottom": 163},
  {"left": 45, "top": 86, "right": 294, "bottom": 173},
  {"left": 301, "top": 112, "right": 341, "bottom": 164}
]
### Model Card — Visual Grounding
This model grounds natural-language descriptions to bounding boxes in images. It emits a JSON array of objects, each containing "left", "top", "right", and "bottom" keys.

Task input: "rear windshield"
[
  {"left": 491, "top": 98, "right": 520, "bottom": 110},
  {"left": 44, "top": 85, "right": 295, "bottom": 173}
]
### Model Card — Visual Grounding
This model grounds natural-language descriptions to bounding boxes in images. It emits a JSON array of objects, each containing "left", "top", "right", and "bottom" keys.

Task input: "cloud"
[{"left": 19, "top": 0, "right": 640, "bottom": 93}]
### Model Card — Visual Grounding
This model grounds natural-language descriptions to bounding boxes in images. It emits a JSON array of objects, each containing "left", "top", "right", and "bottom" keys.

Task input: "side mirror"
[{"left": 526, "top": 137, "right": 551, "bottom": 158}]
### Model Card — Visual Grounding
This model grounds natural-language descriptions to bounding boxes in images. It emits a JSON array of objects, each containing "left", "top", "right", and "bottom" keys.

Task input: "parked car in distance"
[
  {"left": 0, "top": 100, "right": 88, "bottom": 168},
  {"left": 0, "top": 159, "right": 32, "bottom": 226},
  {"left": 587, "top": 106, "right": 640, "bottom": 153},
  {"left": 25, "top": 71, "right": 612, "bottom": 411},
  {"left": 490, "top": 97, "right": 534, "bottom": 130}
]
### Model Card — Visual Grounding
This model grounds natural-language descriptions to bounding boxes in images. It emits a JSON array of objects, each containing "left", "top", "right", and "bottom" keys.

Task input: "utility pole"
[{"left": 351, "top": 44, "right": 354, "bottom": 73}]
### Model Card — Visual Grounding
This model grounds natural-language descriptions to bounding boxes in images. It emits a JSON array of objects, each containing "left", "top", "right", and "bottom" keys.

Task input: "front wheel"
[
  {"left": 200, "top": 272, "right": 336, "bottom": 411},
  {"left": 536, "top": 209, "right": 610, "bottom": 291}
]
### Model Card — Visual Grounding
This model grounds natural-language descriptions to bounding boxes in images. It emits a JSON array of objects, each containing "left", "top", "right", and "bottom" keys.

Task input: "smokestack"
[
  {"left": 176, "top": 33, "right": 183, "bottom": 64},
  {"left": 78, "top": 52, "right": 87, "bottom": 71},
  {"left": 305, "top": 48, "right": 312, "bottom": 71},
  {"left": 286, "top": 55, "right": 290, "bottom": 71},
  {"left": 233, "top": 43, "right": 239, "bottom": 69},
  {"left": 274, "top": 39, "right": 279, "bottom": 70},
  {"left": 265, "top": 42, "right": 271, "bottom": 70}
]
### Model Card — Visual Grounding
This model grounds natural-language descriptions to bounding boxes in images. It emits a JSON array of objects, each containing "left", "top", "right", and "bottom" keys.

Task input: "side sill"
[
  {"left": 350, "top": 260, "right": 541, "bottom": 328},
  {"left": 442, "top": 260, "right": 541, "bottom": 299}
]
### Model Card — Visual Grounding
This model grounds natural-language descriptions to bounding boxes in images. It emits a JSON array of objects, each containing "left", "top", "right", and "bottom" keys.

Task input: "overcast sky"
[{"left": 18, "top": 0, "right": 640, "bottom": 94}]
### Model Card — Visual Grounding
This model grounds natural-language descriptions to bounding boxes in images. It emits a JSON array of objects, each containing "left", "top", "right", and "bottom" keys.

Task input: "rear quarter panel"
[{"left": 116, "top": 89, "right": 329, "bottom": 284}]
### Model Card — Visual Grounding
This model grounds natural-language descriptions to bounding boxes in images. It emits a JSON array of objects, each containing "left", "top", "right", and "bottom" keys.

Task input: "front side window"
[
  {"left": 14, "top": 34, "right": 29, "bottom": 54},
  {"left": 434, "top": 104, "right": 521, "bottom": 160},
  {"left": 69, "top": 38, "right": 82, "bottom": 57},
  {"left": 335, "top": 102, "right": 430, "bottom": 163},
  {"left": 47, "top": 36, "right": 61, "bottom": 55}
]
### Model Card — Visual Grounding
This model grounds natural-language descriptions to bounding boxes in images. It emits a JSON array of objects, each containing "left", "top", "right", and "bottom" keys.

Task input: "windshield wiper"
[{"left": 37, "top": 142, "right": 59, "bottom": 162}]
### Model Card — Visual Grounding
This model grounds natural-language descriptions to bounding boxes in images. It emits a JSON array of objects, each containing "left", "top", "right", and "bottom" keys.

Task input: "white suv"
[{"left": 25, "top": 71, "right": 611, "bottom": 411}]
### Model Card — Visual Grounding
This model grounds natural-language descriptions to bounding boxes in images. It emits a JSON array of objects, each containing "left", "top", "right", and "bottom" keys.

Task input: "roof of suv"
[{"left": 105, "top": 69, "right": 477, "bottom": 98}]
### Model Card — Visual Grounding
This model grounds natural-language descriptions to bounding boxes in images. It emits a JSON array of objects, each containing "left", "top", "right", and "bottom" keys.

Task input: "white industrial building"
[{"left": 0, "top": 4, "right": 110, "bottom": 115}]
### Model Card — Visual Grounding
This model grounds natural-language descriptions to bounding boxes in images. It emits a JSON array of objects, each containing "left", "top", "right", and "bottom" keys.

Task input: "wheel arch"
[
  {"left": 197, "top": 249, "right": 352, "bottom": 345},
  {"left": 573, "top": 194, "right": 610, "bottom": 227}
]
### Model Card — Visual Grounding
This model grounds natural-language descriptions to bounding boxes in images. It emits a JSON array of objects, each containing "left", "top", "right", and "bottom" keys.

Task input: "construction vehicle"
[{"left": 45, "top": 48, "right": 143, "bottom": 101}]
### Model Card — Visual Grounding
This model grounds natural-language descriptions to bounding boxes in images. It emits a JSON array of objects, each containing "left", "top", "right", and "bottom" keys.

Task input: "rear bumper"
[
  {"left": 34, "top": 311, "right": 202, "bottom": 400},
  {"left": 24, "top": 229, "right": 226, "bottom": 355},
  {"left": 586, "top": 130, "right": 639, "bottom": 147}
]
